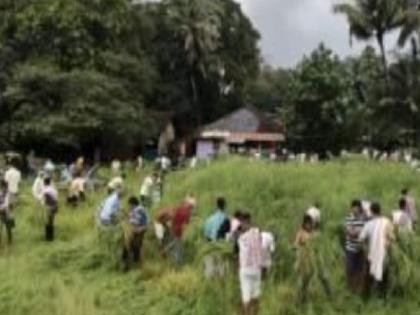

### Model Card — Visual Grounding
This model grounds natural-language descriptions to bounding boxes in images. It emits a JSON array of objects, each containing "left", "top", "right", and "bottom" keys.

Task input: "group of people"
[
  {"left": 343, "top": 189, "right": 417, "bottom": 298},
  {"left": 2, "top": 153, "right": 420, "bottom": 315}
]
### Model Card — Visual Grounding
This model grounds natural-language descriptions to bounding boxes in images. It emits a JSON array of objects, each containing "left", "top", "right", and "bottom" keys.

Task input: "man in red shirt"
[
  {"left": 155, "top": 196, "right": 196, "bottom": 266},
  {"left": 170, "top": 196, "right": 196, "bottom": 266}
]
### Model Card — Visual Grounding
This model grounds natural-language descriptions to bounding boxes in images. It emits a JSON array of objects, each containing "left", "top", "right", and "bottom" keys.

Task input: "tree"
[
  {"left": 287, "top": 44, "right": 359, "bottom": 155},
  {"left": 334, "top": 0, "right": 420, "bottom": 76}
]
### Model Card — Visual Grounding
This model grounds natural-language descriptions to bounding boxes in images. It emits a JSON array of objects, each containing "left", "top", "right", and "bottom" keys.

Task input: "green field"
[{"left": 1, "top": 158, "right": 420, "bottom": 315}]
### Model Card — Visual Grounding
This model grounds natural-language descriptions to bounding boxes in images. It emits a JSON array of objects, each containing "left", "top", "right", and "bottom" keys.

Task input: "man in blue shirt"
[
  {"left": 203, "top": 197, "right": 230, "bottom": 278},
  {"left": 122, "top": 196, "right": 148, "bottom": 271},
  {"left": 204, "top": 197, "right": 229, "bottom": 241},
  {"left": 99, "top": 188, "right": 121, "bottom": 226}
]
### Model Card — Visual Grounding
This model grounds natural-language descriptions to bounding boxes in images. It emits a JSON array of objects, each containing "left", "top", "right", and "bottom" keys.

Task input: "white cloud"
[{"left": 235, "top": 0, "right": 398, "bottom": 67}]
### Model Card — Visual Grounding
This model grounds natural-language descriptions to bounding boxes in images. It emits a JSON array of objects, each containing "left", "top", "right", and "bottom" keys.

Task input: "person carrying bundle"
[{"left": 121, "top": 196, "right": 148, "bottom": 271}]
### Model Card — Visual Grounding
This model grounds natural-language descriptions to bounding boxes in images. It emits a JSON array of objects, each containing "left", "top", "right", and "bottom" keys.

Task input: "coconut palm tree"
[
  {"left": 166, "top": 0, "right": 222, "bottom": 125},
  {"left": 334, "top": 0, "right": 420, "bottom": 76}
]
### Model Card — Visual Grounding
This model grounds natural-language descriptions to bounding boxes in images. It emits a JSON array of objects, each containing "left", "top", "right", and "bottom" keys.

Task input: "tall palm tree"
[
  {"left": 166, "top": 0, "right": 222, "bottom": 125},
  {"left": 334, "top": 0, "right": 420, "bottom": 76}
]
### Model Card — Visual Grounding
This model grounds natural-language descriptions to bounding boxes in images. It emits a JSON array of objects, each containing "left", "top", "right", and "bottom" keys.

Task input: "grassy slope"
[{"left": 1, "top": 157, "right": 420, "bottom": 315}]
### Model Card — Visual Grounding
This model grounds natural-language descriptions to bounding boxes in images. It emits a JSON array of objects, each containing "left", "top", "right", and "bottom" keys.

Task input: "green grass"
[{"left": 1, "top": 157, "right": 420, "bottom": 315}]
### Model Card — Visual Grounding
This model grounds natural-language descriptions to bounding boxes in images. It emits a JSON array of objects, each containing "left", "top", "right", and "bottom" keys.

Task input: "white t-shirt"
[
  {"left": 261, "top": 231, "right": 275, "bottom": 268},
  {"left": 5, "top": 167, "right": 21, "bottom": 194},
  {"left": 392, "top": 210, "right": 412, "bottom": 232},
  {"left": 306, "top": 207, "right": 321, "bottom": 224},
  {"left": 32, "top": 176, "right": 44, "bottom": 201},
  {"left": 140, "top": 176, "right": 154, "bottom": 197},
  {"left": 70, "top": 178, "right": 85, "bottom": 195},
  {"left": 108, "top": 176, "right": 123, "bottom": 190},
  {"left": 238, "top": 228, "right": 263, "bottom": 275}
]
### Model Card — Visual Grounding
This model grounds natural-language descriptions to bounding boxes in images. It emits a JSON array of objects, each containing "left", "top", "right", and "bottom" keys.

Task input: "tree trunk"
[
  {"left": 377, "top": 33, "right": 389, "bottom": 88},
  {"left": 190, "top": 70, "right": 201, "bottom": 126}
]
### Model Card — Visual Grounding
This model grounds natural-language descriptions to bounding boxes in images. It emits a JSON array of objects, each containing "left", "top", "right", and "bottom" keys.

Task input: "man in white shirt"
[
  {"left": 4, "top": 164, "right": 21, "bottom": 205},
  {"left": 140, "top": 173, "right": 156, "bottom": 206},
  {"left": 238, "top": 213, "right": 263, "bottom": 315},
  {"left": 359, "top": 202, "right": 394, "bottom": 297},
  {"left": 392, "top": 199, "right": 413, "bottom": 234},
  {"left": 261, "top": 230, "right": 275, "bottom": 277}
]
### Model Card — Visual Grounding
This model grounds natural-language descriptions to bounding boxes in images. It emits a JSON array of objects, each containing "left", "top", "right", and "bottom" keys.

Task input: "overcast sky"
[{"left": 236, "top": 0, "right": 397, "bottom": 68}]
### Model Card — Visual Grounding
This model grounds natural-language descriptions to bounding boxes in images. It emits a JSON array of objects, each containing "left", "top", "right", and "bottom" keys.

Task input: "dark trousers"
[
  {"left": 45, "top": 207, "right": 57, "bottom": 241},
  {"left": 0, "top": 212, "right": 13, "bottom": 245},
  {"left": 122, "top": 231, "right": 145, "bottom": 271}
]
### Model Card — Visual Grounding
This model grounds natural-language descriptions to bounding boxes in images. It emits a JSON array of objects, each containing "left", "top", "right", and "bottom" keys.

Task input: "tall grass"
[{"left": 0, "top": 157, "right": 419, "bottom": 314}]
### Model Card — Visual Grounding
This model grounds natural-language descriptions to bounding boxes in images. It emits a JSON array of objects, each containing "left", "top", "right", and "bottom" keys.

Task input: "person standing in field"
[
  {"left": 140, "top": 173, "right": 156, "bottom": 207},
  {"left": 32, "top": 171, "right": 46, "bottom": 225},
  {"left": 401, "top": 189, "right": 417, "bottom": 226},
  {"left": 359, "top": 202, "right": 394, "bottom": 298},
  {"left": 0, "top": 180, "right": 14, "bottom": 245},
  {"left": 294, "top": 214, "right": 331, "bottom": 303},
  {"left": 4, "top": 161, "right": 21, "bottom": 206},
  {"left": 203, "top": 197, "right": 229, "bottom": 242},
  {"left": 238, "top": 213, "right": 263, "bottom": 315},
  {"left": 42, "top": 177, "right": 58, "bottom": 241},
  {"left": 122, "top": 196, "right": 148, "bottom": 271},
  {"left": 391, "top": 199, "right": 413, "bottom": 234},
  {"left": 261, "top": 229, "right": 276, "bottom": 278},
  {"left": 344, "top": 200, "right": 367, "bottom": 293},
  {"left": 203, "top": 197, "right": 230, "bottom": 277},
  {"left": 32, "top": 171, "right": 45, "bottom": 202}
]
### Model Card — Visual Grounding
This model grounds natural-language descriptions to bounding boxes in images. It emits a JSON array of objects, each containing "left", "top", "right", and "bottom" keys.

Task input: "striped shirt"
[{"left": 345, "top": 214, "right": 366, "bottom": 252}]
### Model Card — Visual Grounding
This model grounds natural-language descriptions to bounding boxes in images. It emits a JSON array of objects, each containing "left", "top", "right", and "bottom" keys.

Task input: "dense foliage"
[{"left": 0, "top": 0, "right": 260, "bottom": 156}]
